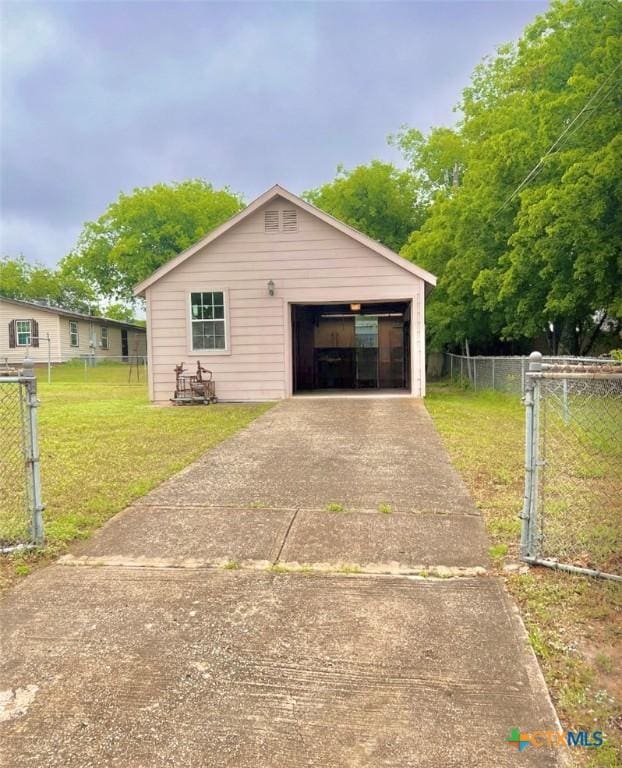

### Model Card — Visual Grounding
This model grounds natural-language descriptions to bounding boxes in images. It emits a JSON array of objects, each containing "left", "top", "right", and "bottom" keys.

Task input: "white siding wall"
[
  {"left": 0, "top": 300, "right": 62, "bottom": 364},
  {"left": 58, "top": 317, "right": 122, "bottom": 359},
  {"left": 56, "top": 318, "right": 146, "bottom": 361},
  {"left": 147, "top": 197, "right": 426, "bottom": 402},
  {"left": 127, "top": 329, "right": 147, "bottom": 357},
  {"left": 0, "top": 300, "right": 147, "bottom": 365},
  {"left": 57, "top": 320, "right": 145, "bottom": 360}
]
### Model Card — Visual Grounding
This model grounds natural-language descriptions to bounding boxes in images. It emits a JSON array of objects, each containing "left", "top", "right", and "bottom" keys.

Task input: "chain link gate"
[
  {"left": 0, "top": 360, "right": 44, "bottom": 552},
  {"left": 521, "top": 352, "right": 622, "bottom": 581}
]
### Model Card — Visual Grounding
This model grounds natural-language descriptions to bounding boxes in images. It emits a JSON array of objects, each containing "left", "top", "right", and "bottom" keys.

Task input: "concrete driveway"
[{"left": 0, "top": 398, "right": 561, "bottom": 767}]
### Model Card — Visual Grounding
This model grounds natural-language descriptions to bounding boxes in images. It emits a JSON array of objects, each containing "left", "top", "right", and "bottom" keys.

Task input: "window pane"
[
  {"left": 16, "top": 321, "right": 31, "bottom": 345},
  {"left": 192, "top": 324, "right": 206, "bottom": 349},
  {"left": 191, "top": 293, "right": 201, "bottom": 318},
  {"left": 191, "top": 294, "right": 226, "bottom": 351}
]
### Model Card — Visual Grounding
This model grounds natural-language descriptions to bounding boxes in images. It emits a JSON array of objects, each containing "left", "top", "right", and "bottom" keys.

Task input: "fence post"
[
  {"left": 520, "top": 357, "right": 526, "bottom": 395},
  {"left": 520, "top": 351, "right": 542, "bottom": 560},
  {"left": 21, "top": 358, "right": 44, "bottom": 544},
  {"left": 491, "top": 357, "right": 495, "bottom": 391},
  {"left": 474, "top": 359, "right": 478, "bottom": 392}
]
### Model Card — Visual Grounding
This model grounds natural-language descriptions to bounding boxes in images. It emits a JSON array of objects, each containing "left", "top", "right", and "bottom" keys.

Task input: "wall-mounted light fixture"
[
  {"left": 350, "top": 303, "right": 361, "bottom": 312},
  {"left": 267, "top": 279, "right": 275, "bottom": 297}
]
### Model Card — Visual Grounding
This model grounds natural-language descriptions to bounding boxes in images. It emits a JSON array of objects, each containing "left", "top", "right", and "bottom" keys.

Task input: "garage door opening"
[{"left": 292, "top": 301, "right": 411, "bottom": 394}]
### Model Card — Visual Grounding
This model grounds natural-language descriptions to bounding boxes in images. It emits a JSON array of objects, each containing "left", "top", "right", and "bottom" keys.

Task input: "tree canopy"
[
  {"left": 303, "top": 161, "right": 423, "bottom": 252},
  {"left": 62, "top": 180, "right": 244, "bottom": 302},
  {"left": 0, "top": 255, "right": 97, "bottom": 313},
  {"left": 398, "top": 0, "right": 621, "bottom": 353}
]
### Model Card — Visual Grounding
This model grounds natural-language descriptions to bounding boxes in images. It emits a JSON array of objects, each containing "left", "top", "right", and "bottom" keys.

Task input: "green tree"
[
  {"left": 399, "top": 0, "right": 621, "bottom": 353},
  {"left": 103, "top": 302, "right": 143, "bottom": 325},
  {"left": 303, "top": 161, "right": 423, "bottom": 252},
  {"left": 63, "top": 180, "right": 244, "bottom": 301},
  {"left": 0, "top": 255, "right": 98, "bottom": 313},
  {"left": 389, "top": 126, "right": 466, "bottom": 198}
]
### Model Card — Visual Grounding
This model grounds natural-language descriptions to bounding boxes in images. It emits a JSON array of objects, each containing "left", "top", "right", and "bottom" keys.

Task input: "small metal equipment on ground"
[{"left": 171, "top": 361, "right": 217, "bottom": 405}]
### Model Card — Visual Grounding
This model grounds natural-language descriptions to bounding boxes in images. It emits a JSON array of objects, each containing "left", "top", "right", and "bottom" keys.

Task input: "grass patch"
[
  {"left": 426, "top": 384, "right": 621, "bottom": 765},
  {"left": 1, "top": 364, "right": 272, "bottom": 591},
  {"left": 377, "top": 503, "right": 393, "bottom": 514},
  {"left": 488, "top": 543, "right": 508, "bottom": 564},
  {"left": 325, "top": 502, "right": 345, "bottom": 513},
  {"left": 337, "top": 564, "right": 362, "bottom": 574},
  {"left": 267, "top": 563, "right": 291, "bottom": 574}
]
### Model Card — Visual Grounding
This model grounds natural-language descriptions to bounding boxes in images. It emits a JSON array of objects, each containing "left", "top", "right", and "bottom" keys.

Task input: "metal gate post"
[
  {"left": 21, "top": 359, "right": 44, "bottom": 544},
  {"left": 521, "top": 357, "right": 528, "bottom": 395},
  {"left": 520, "top": 352, "right": 542, "bottom": 559}
]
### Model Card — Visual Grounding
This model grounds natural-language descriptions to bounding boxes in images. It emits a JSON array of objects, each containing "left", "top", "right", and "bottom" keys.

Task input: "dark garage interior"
[{"left": 292, "top": 301, "right": 411, "bottom": 393}]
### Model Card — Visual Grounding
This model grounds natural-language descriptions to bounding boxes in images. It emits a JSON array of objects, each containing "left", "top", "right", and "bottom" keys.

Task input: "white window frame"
[
  {"left": 69, "top": 321, "right": 79, "bottom": 347},
  {"left": 15, "top": 319, "right": 32, "bottom": 346},
  {"left": 187, "top": 289, "right": 231, "bottom": 355},
  {"left": 100, "top": 326, "right": 109, "bottom": 350}
]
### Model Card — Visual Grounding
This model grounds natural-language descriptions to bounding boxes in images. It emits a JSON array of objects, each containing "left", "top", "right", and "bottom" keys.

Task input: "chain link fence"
[
  {"left": 444, "top": 352, "right": 616, "bottom": 395},
  {"left": 70, "top": 355, "right": 148, "bottom": 385},
  {"left": 0, "top": 362, "right": 44, "bottom": 551},
  {"left": 521, "top": 353, "right": 622, "bottom": 581}
]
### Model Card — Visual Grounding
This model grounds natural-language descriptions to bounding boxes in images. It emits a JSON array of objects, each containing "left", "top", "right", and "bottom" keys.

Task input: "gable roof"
[
  {"left": 0, "top": 295, "right": 146, "bottom": 331},
  {"left": 134, "top": 184, "right": 436, "bottom": 296}
]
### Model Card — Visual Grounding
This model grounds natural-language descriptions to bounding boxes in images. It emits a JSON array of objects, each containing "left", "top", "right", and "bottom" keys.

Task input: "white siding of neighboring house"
[
  {"left": 145, "top": 196, "right": 426, "bottom": 403},
  {"left": 127, "top": 329, "right": 147, "bottom": 357},
  {"left": 57, "top": 318, "right": 146, "bottom": 361},
  {"left": 0, "top": 300, "right": 62, "bottom": 364},
  {"left": 59, "top": 317, "right": 122, "bottom": 360},
  {"left": 0, "top": 299, "right": 147, "bottom": 366}
]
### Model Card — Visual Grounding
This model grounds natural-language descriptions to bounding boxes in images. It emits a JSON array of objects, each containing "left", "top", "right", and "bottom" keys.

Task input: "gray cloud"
[{"left": 1, "top": 0, "right": 548, "bottom": 266}]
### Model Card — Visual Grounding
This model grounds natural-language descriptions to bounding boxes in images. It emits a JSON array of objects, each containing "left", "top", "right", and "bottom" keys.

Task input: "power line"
[
  {"left": 501, "top": 78, "right": 619, "bottom": 200},
  {"left": 497, "top": 60, "right": 622, "bottom": 213}
]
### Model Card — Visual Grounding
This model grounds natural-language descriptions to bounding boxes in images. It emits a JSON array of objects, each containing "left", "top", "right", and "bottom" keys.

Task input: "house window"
[
  {"left": 69, "top": 321, "right": 79, "bottom": 347},
  {"left": 190, "top": 291, "right": 227, "bottom": 351},
  {"left": 100, "top": 327, "right": 109, "bottom": 350},
  {"left": 16, "top": 320, "right": 32, "bottom": 346}
]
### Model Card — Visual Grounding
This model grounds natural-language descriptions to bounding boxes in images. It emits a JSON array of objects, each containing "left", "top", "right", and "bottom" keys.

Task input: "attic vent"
[
  {"left": 264, "top": 209, "right": 298, "bottom": 233},
  {"left": 282, "top": 209, "right": 297, "bottom": 232},
  {"left": 264, "top": 210, "right": 280, "bottom": 233}
]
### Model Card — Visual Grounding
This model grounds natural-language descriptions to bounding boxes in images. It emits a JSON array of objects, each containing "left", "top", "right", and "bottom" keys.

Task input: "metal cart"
[{"left": 171, "top": 361, "right": 217, "bottom": 405}]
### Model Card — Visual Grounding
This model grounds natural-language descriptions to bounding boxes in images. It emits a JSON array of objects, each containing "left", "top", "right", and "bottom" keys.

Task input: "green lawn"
[
  {"left": 1, "top": 362, "right": 272, "bottom": 588},
  {"left": 426, "top": 384, "right": 621, "bottom": 768}
]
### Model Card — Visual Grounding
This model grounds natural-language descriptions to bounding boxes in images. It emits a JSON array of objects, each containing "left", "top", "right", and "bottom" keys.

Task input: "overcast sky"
[{"left": 1, "top": 0, "right": 548, "bottom": 267}]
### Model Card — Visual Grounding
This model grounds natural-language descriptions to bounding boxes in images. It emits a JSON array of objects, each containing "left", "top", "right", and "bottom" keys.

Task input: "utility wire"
[
  {"left": 500, "top": 78, "right": 620, "bottom": 200},
  {"left": 497, "top": 61, "right": 621, "bottom": 213}
]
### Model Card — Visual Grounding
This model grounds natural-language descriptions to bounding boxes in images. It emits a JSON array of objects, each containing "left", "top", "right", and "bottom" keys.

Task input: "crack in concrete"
[{"left": 273, "top": 508, "right": 300, "bottom": 564}]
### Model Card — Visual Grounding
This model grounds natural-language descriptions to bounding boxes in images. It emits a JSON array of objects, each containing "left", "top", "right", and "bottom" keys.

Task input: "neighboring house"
[
  {"left": 135, "top": 184, "right": 436, "bottom": 403},
  {"left": 0, "top": 296, "right": 147, "bottom": 365}
]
